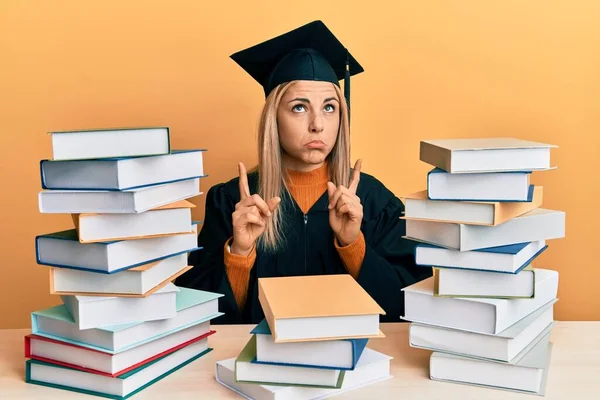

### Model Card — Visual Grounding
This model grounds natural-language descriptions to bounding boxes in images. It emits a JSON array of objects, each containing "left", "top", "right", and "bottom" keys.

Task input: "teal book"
[
  {"left": 26, "top": 337, "right": 212, "bottom": 399},
  {"left": 31, "top": 287, "right": 223, "bottom": 353}
]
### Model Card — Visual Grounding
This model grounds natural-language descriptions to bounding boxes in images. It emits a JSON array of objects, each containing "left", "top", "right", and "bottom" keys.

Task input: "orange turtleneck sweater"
[{"left": 223, "top": 162, "right": 366, "bottom": 310}]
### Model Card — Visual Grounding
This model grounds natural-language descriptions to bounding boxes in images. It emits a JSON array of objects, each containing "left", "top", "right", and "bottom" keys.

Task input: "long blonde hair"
[{"left": 256, "top": 81, "right": 351, "bottom": 253}]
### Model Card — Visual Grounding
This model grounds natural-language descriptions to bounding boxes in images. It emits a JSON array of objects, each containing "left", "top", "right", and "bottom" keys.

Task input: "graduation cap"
[{"left": 230, "top": 20, "right": 364, "bottom": 122}]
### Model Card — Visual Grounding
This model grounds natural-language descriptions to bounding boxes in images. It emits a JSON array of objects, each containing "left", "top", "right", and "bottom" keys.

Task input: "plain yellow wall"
[{"left": 1, "top": 1, "right": 599, "bottom": 328}]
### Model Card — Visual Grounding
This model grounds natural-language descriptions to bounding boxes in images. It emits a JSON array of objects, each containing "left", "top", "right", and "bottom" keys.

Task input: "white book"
[
  {"left": 26, "top": 339, "right": 211, "bottom": 398},
  {"left": 38, "top": 177, "right": 201, "bottom": 214},
  {"left": 61, "top": 283, "right": 179, "bottom": 330},
  {"left": 405, "top": 208, "right": 565, "bottom": 251},
  {"left": 427, "top": 168, "right": 532, "bottom": 201},
  {"left": 41, "top": 150, "right": 205, "bottom": 190},
  {"left": 49, "top": 253, "right": 189, "bottom": 296},
  {"left": 28, "top": 322, "right": 212, "bottom": 375},
  {"left": 436, "top": 267, "right": 536, "bottom": 298},
  {"left": 49, "top": 126, "right": 170, "bottom": 161},
  {"left": 420, "top": 138, "right": 557, "bottom": 173},
  {"left": 415, "top": 240, "right": 547, "bottom": 273},
  {"left": 36, "top": 224, "right": 198, "bottom": 274},
  {"left": 32, "top": 287, "right": 223, "bottom": 353},
  {"left": 401, "top": 269, "right": 558, "bottom": 334},
  {"left": 409, "top": 299, "right": 556, "bottom": 362},
  {"left": 73, "top": 200, "right": 195, "bottom": 243},
  {"left": 430, "top": 333, "right": 553, "bottom": 395},
  {"left": 216, "top": 348, "right": 392, "bottom": 400}
]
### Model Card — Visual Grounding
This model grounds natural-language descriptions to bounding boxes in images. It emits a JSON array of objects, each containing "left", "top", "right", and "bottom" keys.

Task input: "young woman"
[{"left": 175, "top": 21, "right": 432, "bottom": 324}]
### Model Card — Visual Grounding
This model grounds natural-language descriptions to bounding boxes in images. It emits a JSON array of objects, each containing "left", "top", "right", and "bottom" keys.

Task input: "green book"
[
  {"left": 25, "top": 340, "right": 212, "bottom": 399},
  {"left": 234, "top": 335, "right": 345, "bottom": 388}
]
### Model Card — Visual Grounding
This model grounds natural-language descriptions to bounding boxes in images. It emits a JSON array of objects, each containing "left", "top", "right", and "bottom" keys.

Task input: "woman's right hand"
[{"left": 230, "top": 162, "right": 281, "bottom": 256}]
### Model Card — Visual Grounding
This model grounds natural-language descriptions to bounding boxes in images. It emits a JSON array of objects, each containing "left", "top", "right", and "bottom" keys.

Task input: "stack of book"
[
  {"left": 401, "top": 138, "right": 566, "bottom": 396},
  {"left": 26, "top": 127, "right": 224, "bottom": 399},
  {"left": 216, "top": 274, "right": 394, "bottom": 399}
]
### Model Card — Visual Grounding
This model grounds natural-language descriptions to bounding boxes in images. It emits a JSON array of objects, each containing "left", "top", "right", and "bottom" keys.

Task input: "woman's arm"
[
  {"left": 334, "top": 232, "right": 366, "bottom": 279},
  {"left": 223, "top": 236, "right": 256, "bottom": 310},
  {"left": 356, "top": 187, "right": 433, "bottom": 322},
  {"left": 175, "top": 183, "right": 248, "bottom": 323}
]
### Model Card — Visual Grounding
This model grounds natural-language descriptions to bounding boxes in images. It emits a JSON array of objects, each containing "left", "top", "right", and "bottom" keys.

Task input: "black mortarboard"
[{"left": 230, "top": 20, "right": 364, "bottom": 121}]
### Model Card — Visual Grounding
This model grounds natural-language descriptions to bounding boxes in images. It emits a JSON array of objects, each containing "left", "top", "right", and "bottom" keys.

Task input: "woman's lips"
[{"left": 306, "top": 140, "right": 326, "bottom": 149}]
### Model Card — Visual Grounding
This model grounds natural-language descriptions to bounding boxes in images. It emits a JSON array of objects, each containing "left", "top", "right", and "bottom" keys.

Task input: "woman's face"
[{"left": 277, "top": 80, "right": 340, "bottom": 169}]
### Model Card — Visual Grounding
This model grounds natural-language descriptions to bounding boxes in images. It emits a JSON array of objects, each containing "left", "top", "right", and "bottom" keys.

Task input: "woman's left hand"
[{"left": 327, "top": 159, "right": 363, "bottom": 247}]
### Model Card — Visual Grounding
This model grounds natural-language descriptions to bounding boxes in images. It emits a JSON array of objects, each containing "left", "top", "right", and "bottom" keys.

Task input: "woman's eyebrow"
[
  {"left": 287, "top": 97, "right": 339, "bottom": 104},
  {"left": 288, "top": 97, "right": 310, "bottom": 103}
]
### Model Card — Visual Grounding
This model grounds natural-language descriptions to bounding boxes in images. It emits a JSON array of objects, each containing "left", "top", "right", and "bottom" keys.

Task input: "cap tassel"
[{"left": 344, "top": 49, "right": 351, "bottom": 125}]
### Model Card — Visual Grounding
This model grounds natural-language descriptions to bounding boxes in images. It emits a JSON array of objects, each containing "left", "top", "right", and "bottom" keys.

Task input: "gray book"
[
  {"left": 429, "top": 331, "right": 553, "bottom": 395},
  {"left": 409, "top": 299, "right": 556, "bottom": 362}
]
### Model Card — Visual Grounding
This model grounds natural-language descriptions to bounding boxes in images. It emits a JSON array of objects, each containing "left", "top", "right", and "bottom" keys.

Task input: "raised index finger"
[
  {"left": 348, "top": 159, "right": 362, "bottom": 194},
  {"left": 238, "top": 162, "right": 251, "bottom": 199}
]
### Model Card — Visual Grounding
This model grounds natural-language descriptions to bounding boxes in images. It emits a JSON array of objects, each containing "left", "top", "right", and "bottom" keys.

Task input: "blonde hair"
[{"left": 255, "top": 81, "right": 351, "bottom": 253}]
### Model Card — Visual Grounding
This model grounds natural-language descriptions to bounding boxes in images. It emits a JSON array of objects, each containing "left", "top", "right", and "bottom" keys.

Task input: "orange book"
[
  {"left": 258, "top": 274, "right": 385, "bottom": 343},
  {"left": 401, "top": 186, "right": 543, "bottom": 226}
]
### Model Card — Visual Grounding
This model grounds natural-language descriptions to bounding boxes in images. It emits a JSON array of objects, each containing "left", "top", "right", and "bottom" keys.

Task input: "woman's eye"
[
  {"left": 292, "top": 104, "right": 306, "bottom": 112},
  {"left": 324, "top": 104, "right": 336, "bottom": 112}
]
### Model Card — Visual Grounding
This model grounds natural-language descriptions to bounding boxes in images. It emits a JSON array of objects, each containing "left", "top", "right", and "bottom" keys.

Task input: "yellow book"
[
  {"left": 401, "top": 186, "right": 543, "bottom": 226},
  {"left": 258, "top": 274, "right": 385, "bottom": 343}
]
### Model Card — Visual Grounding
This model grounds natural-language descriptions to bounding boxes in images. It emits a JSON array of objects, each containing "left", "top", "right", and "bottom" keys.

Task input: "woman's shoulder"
[{"left": 356, "top": 171, "right": 404, "bottom": 218}]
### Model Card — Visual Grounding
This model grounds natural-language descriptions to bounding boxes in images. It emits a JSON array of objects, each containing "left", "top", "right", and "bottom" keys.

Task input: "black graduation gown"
[{"left": 175, "top": 170, "right": 432, "bottom": 324}]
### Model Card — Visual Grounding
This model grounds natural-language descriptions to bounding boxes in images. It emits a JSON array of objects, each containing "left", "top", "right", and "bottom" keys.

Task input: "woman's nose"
[{"left": 309, "top": 115, "right": 324, "bottom": 133}]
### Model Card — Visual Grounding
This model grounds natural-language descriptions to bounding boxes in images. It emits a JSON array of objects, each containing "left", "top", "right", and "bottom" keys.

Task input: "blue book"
[
  {"left": 415, "top": 240, "right": 548, "bottom": 274},
  {"left": 31, "top": 287, "right": 223, "bottom": 353},
  {"left": 26, "top": 340, "right": 213, "bottom": 399},
  {"left": 249, "top": 319, "right": 368, "bottom": 370},
  {"left": 41, "top": 149, "right": 207, "bottom": 191},
  {"left": 35, "top": 222, "right": 201, "bottom": 274}
]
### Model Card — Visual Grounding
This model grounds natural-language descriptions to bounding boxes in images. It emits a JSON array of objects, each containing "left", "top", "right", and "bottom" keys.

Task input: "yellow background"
[{"left": 1, "top": 1, "right": 599, "bottom": 328}]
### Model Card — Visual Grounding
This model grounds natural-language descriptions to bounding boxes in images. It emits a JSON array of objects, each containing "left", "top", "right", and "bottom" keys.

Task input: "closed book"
[
  {"left": 39, "top": 177, "right": 201, "bottom": 214},
  {"left": 250, "top": 319, "right": 368, "bottom": 370},
  {"left": 427, "top": 168, "right": 532, "bottom": 201},
  {"left": 429, "top": 333, "right": 553, "bottom": 395},
  {"left": 415, "top": 241, "right": 547, "bottom": 274},
  {"left": 61, "top": 283, "right": 179, "bottom": 330},
  {"left": 25, "top": 326, "right": 214, "bottom": 377},
  {"left": 72, "top": 200, "right": 195, "bottom": 243},
  {"left": 404, "top": 208, "right": 565, "bottom": 251},
  {"left": 419, "top": 138, "right": 556, "bottom": 173},
  {"left": 31, "top": 287, "right": 223, "bottom": 353},
  {"left": 49, "top": 126, "right": 170, "bottom": 161},
  {"left": 36, "top": 224, "right": 199, "bottom": 274},
  {"left": 41, "top": 149, "right": 205, "bottom": 190},
  {"left": 25, "top": 339, "right": 212, "bottom": 400},
  {"left": 235, "top": 335, "right": 345, "bottom": 388},
  {"left": 434, "top": 266, "right": 536, "bottom": 298},
  {"left": 49, "top": 254, "right": 191, "bottom": 297},
  {"left": 258, "top": 275, "right": 385, "bottom": 343},
  {"left": 409, "top": 299, "right": 556, "bottom": 362},
  {"left": 401, "top": 269, "right": 558, "bottom": 334},
  {"left": 216, "top": 348, "right": 392, "bottom": 400},
  {"left": 402, "top": 186, "right": 542, "bottom": 226}
]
